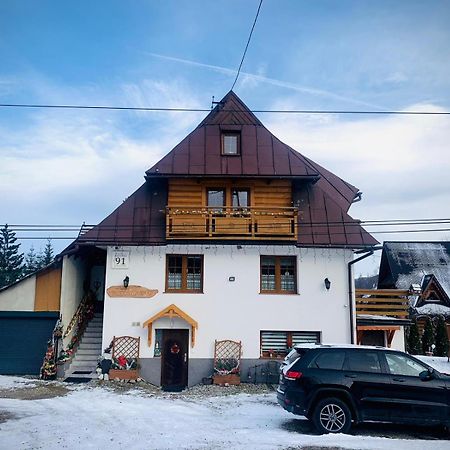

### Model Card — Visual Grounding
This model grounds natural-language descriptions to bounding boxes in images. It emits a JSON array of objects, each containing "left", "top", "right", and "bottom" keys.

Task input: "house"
[
  {"left": 1, "top": 91, "right": 381, "bottom": 387},
  {"left": 377, "top": 241, "right": 450, "bottom": 336}
]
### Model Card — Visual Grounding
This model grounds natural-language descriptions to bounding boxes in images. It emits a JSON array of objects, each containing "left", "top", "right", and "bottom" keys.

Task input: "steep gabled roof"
[
  {"left": 378, "top": 242, "right": 450, "bottom": 298},
  {"left": 146, "top": 92, "right": 319, "bottom": 180},
  {"left": 146, "top": 91, "right": 360, "bottom": 212},
  {"left": 67, "top": 91, "right": 377, "bottom": 250}
]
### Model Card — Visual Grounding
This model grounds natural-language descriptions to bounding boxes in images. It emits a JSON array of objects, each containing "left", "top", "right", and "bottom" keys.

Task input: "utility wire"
[
  {"left": 12, "top": 228, "right": 450, "bottom": 240},
  {"left": 1, "top": 103, "right": 449, "bottom": 115},
  {"left": 231, "top": 0, "right": 264, "bottom": 91},
  {"left": 5, "top": 218, "right": 450, "bottom": 229}
]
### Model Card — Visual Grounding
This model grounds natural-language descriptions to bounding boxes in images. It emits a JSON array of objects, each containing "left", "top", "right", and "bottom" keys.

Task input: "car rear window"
[
  {"left": 309, "top": 351, "right": 345, "bottom": 370},
  {"left": 285, "top": 347, "right": 310, "bottom": 366},
  {"left": 346, "top": 351, "right": 382, "bottom": 373}
]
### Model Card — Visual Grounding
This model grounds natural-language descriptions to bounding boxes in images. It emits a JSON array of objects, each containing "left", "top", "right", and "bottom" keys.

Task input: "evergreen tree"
[
  {"left": 0, "top": 224, "right": 24, "bottom": 288},
  {"left": 38, "top": 239, "right": 54, "bottom": 267},
  {"left": 421, "top": 316, "right": 435, "bottom": 355},
  {"left": 434, "top": 316, "right": 449, "bottom": 357},
  {"left": 406, "top": 320, "right": 422, "bottom": 355},
  {"left": 24, "top": 246, "right": 39, "bottom": 275}
]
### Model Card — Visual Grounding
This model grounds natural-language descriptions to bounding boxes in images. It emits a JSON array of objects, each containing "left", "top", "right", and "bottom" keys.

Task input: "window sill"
[
  {"left": 259, "top": 291, "right": 299, "bottom": 295},
  {"left": 164, "top": 290, "right": 204, "bottom": 294}
]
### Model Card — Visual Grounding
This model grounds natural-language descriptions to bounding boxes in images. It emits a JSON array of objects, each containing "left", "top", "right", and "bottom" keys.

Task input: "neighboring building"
[
  {"left": 0, "top": 262, "right": 61, "bottom": 374},
  {"left": 377, "top": 241, "right": 450, "bottom": 335},
  {"left": 1, "top": 91, "right": 380, "bottom": 386}
]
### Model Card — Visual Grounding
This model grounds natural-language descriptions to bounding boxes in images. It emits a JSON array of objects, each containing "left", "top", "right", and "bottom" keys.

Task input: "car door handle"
[
  {"left": 345, "top": 374, "right": 357, "bottom": 378},
  {"left": 392, "top": 378, "right": 405, "bottom": 382}
]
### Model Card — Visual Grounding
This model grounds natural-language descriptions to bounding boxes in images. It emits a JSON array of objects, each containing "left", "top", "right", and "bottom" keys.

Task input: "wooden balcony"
[
  {"left": 355, "top": 289, "right": 410, "bottom": 319},
  {"left": 166, "top": 206, "right": 298, "bottom": 240}
]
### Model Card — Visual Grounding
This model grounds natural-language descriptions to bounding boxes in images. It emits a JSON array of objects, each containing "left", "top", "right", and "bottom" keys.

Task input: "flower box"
[
  {"left": 213, "top": 373, "right": 241, "bottom": 385},
  {"left": 109, "top": 369, "right": 139, "bottom": 380}
]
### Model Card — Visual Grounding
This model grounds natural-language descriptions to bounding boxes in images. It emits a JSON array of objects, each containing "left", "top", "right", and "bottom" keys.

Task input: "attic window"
[{"left": 221, "top": 132, "right": 240, "bottom": 155}]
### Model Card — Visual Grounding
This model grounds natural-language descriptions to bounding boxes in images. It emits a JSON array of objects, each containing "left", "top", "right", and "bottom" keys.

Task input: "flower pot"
[
  {"left": 213, "top": 374, "right": 240, "bottom": 385},
  {"left": 109, "top": 369, "right": 139, "bottom": 380}
]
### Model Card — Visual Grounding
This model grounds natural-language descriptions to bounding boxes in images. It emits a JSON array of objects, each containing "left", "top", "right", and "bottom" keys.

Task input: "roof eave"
[{"left": 145, "top": 173, "right": 321, "bottom": 181}]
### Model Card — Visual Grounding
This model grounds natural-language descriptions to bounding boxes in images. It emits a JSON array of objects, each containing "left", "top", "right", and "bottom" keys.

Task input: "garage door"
[{"left": 0, "top": 312, "right": 59, "bottom": 375}]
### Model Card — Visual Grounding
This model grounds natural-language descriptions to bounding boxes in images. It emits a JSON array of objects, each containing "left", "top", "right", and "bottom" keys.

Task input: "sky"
[{"left": 1, "top": 0, "right": 449, "bottom": 276}]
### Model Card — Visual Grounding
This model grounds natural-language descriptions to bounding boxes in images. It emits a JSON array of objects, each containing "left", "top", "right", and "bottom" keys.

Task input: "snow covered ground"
[
  {"left": 0, "top": 358, "right": 449, "bottom": 450},
  {"left": 1, "top": 373, "right": 450, "bottom": 450},
  {"left": 415, "top": 355, "right": 450, "bottom": 374}
]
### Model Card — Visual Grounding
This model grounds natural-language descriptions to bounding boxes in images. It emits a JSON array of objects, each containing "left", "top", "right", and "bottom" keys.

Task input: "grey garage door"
[{"left": 0, "top": 311, "right": 59, "bottom": 375}]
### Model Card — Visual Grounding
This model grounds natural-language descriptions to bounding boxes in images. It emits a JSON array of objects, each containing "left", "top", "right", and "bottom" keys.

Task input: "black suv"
[{"left": 277, "top": 344, "right": 450, "bottom": 434}]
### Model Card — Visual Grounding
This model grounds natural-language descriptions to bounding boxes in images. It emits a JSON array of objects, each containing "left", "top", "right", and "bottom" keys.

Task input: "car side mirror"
[{"left": 419, "top": 368, "right": 434, "bottom": 381}]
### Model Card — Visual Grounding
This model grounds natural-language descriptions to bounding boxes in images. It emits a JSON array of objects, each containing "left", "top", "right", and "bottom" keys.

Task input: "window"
[
  {"left": 385, "top": 353, "right": 427, "bottom": 377},
  {"left": 221, "top": 132, "right": 240, "bottom": 155},
  {"left": 310, "top": 351, "right": 346, "bottom": 370},
  {"left": 231, "top": 189, "right": 249, "bottom": 208},
  {"left": 346, "top": 351, "right": 382, "bottom": 373},
  {"left": 166, "top": 255, "right": 203, "bottom": 292},
  {"left": 260, "top": 256, "right": 297, "bottom": 293},
  {"left": 260, "top": 330, "right": 320, "bottom": 358},
  {"left": 207, "top": 189, "right": 225, "bottom": 214}
]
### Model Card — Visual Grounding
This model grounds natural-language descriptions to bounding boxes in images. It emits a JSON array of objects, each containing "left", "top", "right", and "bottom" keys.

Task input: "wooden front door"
[{"left": 161, "top": 329, "right": 189, "bottom": 391}]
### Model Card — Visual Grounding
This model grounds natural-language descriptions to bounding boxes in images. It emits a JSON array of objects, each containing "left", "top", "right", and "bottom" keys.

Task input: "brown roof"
[{"left": 72, "top": 91, "right": 377, "bottom": 250}]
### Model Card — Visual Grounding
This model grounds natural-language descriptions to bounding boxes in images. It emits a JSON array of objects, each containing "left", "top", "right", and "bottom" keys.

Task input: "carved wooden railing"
[
  {"left": 355, "top": 289, "right": 410, "bottom": 319},
  {"left": 166, "top": 206, "right": 298, "bottom": 240}
]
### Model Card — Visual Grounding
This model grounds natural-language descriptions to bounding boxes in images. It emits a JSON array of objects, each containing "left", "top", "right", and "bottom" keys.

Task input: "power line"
[
  {"left": 12, "top": 228, "right": 450, "bottom": 240},
  {"left": 231, "top": 0, "right": 264, "bottom": 91},
  {"left": 1, "top": 103, "right": 449, "bottom": 115},
  {"left": 5, "top": 218, "right": 450, "bottom": 230}
]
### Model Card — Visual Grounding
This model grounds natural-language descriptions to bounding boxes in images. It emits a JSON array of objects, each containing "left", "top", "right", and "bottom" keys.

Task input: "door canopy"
[{"left": 142, "top": 304, "right": 198, "bottom": 348}]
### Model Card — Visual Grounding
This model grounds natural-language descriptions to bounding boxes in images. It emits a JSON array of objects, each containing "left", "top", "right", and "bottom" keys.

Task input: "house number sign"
[{"left": 112, "top": 251, "right": 129, "bottom": 269}]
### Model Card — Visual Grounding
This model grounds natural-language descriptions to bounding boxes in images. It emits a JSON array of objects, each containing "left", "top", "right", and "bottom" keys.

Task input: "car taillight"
[{"left": 285, "top": 370, "right": 302, "bottom": 380}]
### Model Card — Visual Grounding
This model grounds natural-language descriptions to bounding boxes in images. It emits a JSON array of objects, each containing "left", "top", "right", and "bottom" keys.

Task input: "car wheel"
[{"left": 312, "top": 397, "right": 352, "bottom": 434}]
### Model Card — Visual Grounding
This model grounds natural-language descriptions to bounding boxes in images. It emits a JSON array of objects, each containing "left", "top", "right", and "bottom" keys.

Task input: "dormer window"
[{"left": 221, "top": 132, "right": 240, "bottom": 155}]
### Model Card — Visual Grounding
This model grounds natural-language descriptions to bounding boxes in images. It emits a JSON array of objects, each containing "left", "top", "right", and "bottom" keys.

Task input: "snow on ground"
[
  {"left": 0, "top": 375, "right": 37, "bottom": 390},
  {"left": 416, "top": 355, "right": 450, "bottom": 375},
  {"left": 1, "top": 378, "right": 449, "bottom": 450}
]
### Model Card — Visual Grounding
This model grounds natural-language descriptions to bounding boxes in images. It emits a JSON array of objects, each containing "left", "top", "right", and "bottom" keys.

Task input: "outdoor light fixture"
[
  {"left": 123, "top": 276, "right": 130, "bottom": 288},
  {"left": 324, "top": 278, "right": 331, "bottom": 290}
]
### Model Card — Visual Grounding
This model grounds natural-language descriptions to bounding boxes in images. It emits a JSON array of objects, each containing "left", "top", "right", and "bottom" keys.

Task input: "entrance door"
[{"left": 161, "top": 329, "right": 189, "bottom": 391}]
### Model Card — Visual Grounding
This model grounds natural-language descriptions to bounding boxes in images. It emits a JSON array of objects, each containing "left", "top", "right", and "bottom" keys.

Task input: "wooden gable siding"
[
  {"left": 168, "top": 178, "right": 292, "bottom": 208},
  {"left": 34, "top": 267, "right": 62, "bottom": 312}
]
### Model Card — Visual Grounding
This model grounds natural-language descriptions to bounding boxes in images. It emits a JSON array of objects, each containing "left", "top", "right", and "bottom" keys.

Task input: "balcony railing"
[
  {"left": 166, "top": 206, "right": 298, "bottom": 240},
  {"left": 355, "top": 289, "right": 410, "bottom": 319}
]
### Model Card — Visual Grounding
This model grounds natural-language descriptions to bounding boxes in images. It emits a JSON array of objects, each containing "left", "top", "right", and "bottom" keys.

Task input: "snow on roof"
[
  {"left": 356, "top": 314, "right": 407, "bottom": 322},
  {"left": 384, "top": 241, "right": 450, "bottom": 298},
  {"left": 415, "top": 303, "right": 450, "bottom": 316}
]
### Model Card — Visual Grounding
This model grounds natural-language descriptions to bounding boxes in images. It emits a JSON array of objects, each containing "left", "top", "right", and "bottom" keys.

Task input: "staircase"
[{"left": 64, "top": 312, "right": 103, "bottom": 381}]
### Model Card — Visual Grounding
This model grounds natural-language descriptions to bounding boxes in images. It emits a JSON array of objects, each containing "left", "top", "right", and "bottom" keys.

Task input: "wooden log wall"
[{"left": 168, "top": 179, "right": 292, "bottom": 208}]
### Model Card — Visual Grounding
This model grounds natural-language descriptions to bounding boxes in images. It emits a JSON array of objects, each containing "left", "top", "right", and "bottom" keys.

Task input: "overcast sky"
[{"left": 1, "top": 0, "right": 449, "bottom": 276}]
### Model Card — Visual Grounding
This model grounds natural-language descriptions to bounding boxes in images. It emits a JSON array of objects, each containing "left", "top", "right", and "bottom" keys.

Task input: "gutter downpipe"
[{"left": 348, "top": 246, "right": 382, "bottom": 344}]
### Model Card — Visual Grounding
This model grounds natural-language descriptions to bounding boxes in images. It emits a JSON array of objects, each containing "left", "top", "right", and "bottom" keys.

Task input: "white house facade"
[{"left": 102, "top": 244, "right": 354, "bottom": 385}]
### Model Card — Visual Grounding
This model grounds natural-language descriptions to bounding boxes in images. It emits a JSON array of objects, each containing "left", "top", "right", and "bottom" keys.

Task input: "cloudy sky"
[{"left": 1, "top": 0, "right": 449, "bottom": 275}]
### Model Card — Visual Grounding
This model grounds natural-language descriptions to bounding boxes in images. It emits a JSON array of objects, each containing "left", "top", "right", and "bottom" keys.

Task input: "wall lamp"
[
  {"left": 123, "top": 276, "right": 130, "bottom": 288},
  {"left": 324, "top": 278, "right": 331, "bottom": 291}
]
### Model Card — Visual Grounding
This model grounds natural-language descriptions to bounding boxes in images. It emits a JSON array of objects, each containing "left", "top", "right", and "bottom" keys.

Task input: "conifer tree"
[
  {"left": 421, "top": 316, "right": 435, "bottom": 355},
  {"left": 406, "top": 319, "right": 422, "bottom": 355},
  {"left": 0, "top": 224, "right": 24, "bottom": 288},
  {"left": 24, "top": 246, "right": 39, "bottom": 275},
  {"left": 38, "top": 239, "right": 54, "bottom": 267},
  {"left": 434, "top": 316, "right": 449, "bottom": 357}
]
